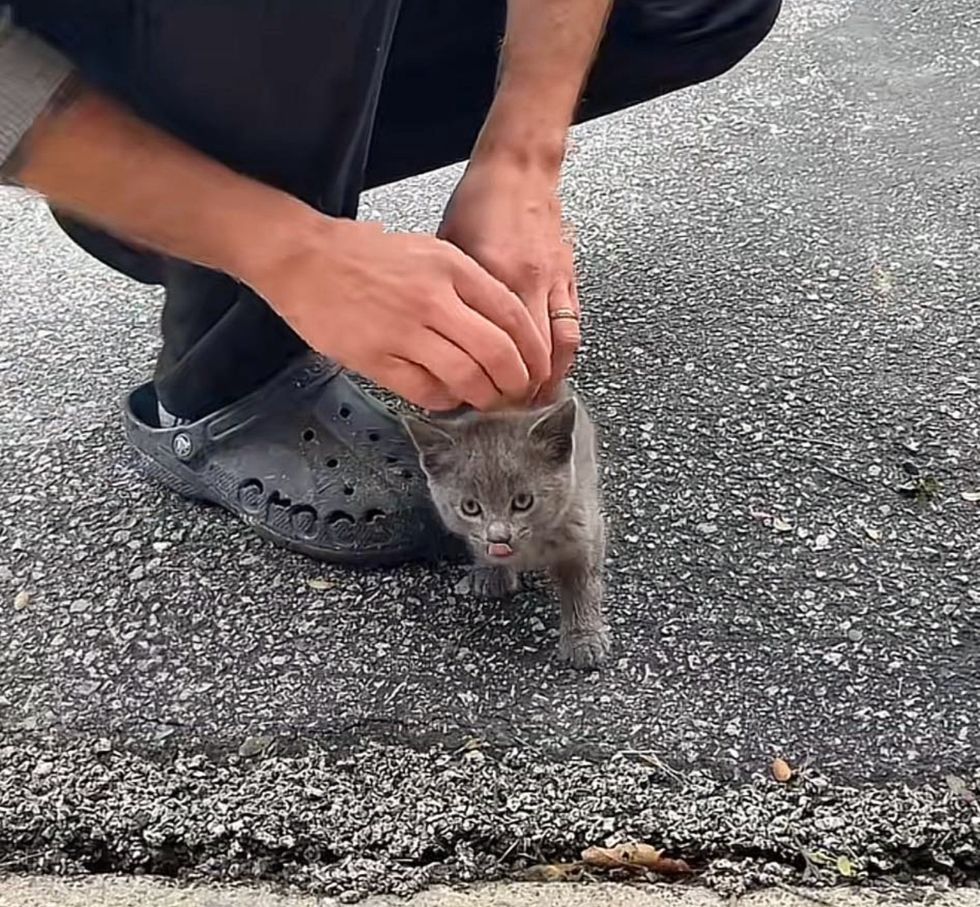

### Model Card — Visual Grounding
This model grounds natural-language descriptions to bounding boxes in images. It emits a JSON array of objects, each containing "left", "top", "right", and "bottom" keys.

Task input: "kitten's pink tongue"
[{"left": 487, "top": 542, "right": 513, "bottom": 559}]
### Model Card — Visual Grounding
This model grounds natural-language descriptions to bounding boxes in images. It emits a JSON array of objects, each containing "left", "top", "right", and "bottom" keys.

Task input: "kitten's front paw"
[
  {"left": 464, "top": 565, "right": 520, "bottom": 599},
  {"left": 559, "top": 625, "right": 611, "bottom": 671}
]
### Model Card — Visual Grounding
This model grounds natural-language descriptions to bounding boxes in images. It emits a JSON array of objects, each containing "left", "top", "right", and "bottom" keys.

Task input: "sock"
[{"left": 157, "top": 402, "right": 189, "bottom": 428}]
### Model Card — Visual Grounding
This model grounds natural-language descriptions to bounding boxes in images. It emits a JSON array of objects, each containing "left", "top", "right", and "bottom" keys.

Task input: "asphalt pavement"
[{"left": 1, "top": 0, "right": 978, "bottom": 901}]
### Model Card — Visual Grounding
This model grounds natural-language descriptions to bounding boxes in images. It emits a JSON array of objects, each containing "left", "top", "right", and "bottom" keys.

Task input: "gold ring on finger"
[{"left": 549, "top": 308, "right": 579, "bottom": 321}]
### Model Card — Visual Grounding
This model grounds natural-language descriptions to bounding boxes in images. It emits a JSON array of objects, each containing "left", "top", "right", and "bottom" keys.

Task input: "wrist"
[
  {"left": 220, "top": 188, "right": 329, "bottom": 289},
  {"left": 471, "top": 87, "right": 569, "bottom": 181},
  {"left": 233, "top": 197, "right": 365, "bottom": 327}
]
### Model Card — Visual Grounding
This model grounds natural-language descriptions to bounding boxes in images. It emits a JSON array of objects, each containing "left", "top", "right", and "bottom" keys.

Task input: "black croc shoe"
[{"left": 122, "top": 353, "right": 460, "bottom": 565}]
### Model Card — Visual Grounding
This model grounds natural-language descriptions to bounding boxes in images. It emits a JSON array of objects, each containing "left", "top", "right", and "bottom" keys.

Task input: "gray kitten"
[{"left": 404, "top": 385, "right": 610, "bottom": 670}]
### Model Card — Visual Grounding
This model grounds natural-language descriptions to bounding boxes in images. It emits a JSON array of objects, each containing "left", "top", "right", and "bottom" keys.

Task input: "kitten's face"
[{"left": 405, "top": 399, "right": 577, "bottom": 566}]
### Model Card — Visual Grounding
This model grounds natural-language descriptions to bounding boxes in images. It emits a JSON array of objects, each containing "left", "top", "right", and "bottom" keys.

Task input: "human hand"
[
  {"left": 438, "top": 157, "right": 580, "bottom": 404},
  {"left": 246, "top": 217, "right": 551, "bottom": 412},
  {"left": 8, "top": 82, "right": 549, "bottom": 413}
]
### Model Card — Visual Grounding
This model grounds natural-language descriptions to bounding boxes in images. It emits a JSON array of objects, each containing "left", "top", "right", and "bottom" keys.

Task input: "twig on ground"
[
  {"left": 616, "top": 749, "right": 686, "bottom": 783},
  {"left": 795, "top": 840, "right": 821, "bottom": 883},
  {"left": 811, "top": 458, "right": 871, "bottom": 490},
  {"left": 496, "top": 840, "right": 520, "bottom": 866},
  {"left": 0, "top": 852, "right": 44, "bottom": 870},
  {"left": 786, "top": 451, "right": 871, "bottom": 490},
  {"left": 780, "top": 435, "right": 847, "bottom": 450},
  {"left": 382, "top": 680, "right": 407, "bottom": 706},
  {"left": 775, "top": 881, "right": 837, "bottom": 907}
]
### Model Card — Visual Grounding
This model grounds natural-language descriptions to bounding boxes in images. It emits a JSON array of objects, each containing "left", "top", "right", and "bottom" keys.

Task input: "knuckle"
[
  {"left": 515, "top": 260, "right": 546, "bottom": 288},
  {"left": 485, "top": 337, "right": 520, "bottom": 374},
  {"left": 457, "top": 367, "right": 495, "bottom": 408},
  {"left": 557, "top": 339, "right": 580, "bottom": 359},
  {"left": 554, "top": 320, "right": 581, "bottom": 342},
  {"left": 414, "top": 293, "right": 443, "bottom": 321},
  {"left": 496, "top": 302, "right": 527, "bottom": 336},
  {"left": 437, "top": 238, "right": 467, "bottom": 266},
  {"left": 451, "top": 356, "right": 484, "bottom": 391},
  {"left": 468, "top": 359, "right": 494, "bottom": 391}
]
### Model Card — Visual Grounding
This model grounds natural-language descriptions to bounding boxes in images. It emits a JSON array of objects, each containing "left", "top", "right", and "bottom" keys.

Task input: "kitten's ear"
[
  {"left": 527, "top": 397, "right": 577, "bottom": 466},
  {"left": 402, "top": 415, "right": 457, "bottom": 476}
]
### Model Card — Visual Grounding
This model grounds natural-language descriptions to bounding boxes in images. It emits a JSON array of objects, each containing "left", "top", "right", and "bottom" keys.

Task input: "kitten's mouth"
[{"left": 486, "top": 542, "right": 514, "bottom": 560}]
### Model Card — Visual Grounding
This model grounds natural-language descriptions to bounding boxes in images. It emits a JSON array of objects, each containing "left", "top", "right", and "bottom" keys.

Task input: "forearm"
[
  {"left": 7, "top": 80, "right": 320, "bottom": 288},
  {"left": 474, "top": 0, "right": 614, "bottom": 174}
]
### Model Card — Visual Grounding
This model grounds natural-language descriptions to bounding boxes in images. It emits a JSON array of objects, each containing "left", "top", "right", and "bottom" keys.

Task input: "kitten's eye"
[
  {"left": 511, "top": 492, "right": 535, "bottom": 512},
  {"left": 460, "top": 498, "right": 482, "bottom": 517}
]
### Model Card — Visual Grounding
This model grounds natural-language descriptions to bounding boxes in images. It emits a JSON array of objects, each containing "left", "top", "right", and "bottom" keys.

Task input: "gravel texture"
[{"left": 1, "top": 0, "right": 979, "bottom": 900}]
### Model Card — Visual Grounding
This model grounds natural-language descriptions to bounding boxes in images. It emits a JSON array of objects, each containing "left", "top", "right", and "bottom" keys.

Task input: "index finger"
[{"left": 450, "top": 252, "right": 552, "bottom": 391}]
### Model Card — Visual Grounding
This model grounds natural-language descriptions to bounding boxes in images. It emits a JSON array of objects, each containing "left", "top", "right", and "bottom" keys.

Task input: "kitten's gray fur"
[{"left": 404, "top": 384, "right": 610, "bottom": 670}]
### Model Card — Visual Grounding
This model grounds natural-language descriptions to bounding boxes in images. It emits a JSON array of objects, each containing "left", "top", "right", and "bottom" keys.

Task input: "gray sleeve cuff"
[{"left": 0, "top": 19, "right": 75, "bottom": 171}]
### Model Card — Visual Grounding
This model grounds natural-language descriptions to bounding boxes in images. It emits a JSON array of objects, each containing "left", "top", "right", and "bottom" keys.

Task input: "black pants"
[{"left": 20, "top": 0, "right": 780, "bottom": 420}]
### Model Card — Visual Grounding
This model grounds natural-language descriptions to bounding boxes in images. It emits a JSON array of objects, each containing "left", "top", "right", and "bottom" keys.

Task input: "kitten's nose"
[{"left": 487, "top": 521, "right": 511, "bottom": 544}]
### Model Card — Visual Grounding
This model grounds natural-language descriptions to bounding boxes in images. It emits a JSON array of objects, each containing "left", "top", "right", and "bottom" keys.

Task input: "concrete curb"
[{"left": 0, "top": 878, "right": 976, "bottom": 907}]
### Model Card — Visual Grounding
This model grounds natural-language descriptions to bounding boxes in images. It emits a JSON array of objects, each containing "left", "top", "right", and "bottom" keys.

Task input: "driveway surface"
[
  {"left": 4, "top": 880, "right": 980, "bottom": 907},
  {"left": 1, "top": 0, "right": 978, "bottom": 901}
]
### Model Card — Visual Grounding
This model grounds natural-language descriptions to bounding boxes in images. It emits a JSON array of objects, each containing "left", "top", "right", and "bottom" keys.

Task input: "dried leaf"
[
  {"left": 961, "top": 491, "right": 980, "bottom": 503},
  {"left": 582, "top": 842, "right": 692, "bottom": 875},
  {"left": 582, "top": 843, "right": 655, "bottom": 871},
  {"left": 518, "top": 863, "right": 582, "bottom": 882},
  {"left": 945, "top": 773, "right": 968, "bottom": 795},
  {"left": 643, "top": 855, "right": 693, "bottom": 875},
  {"left": 806, "top": 850, "right": 834, "bottom": 867},
  {"left": 945, "top": 773, "right": 977, "bottom": 804},
  {"left": 772, "top": 517, "right": 792, "bottom": 533},
  {"left": 918, "top": 476, "right": 940, "bottom": 502},
  {"left": 862, "top": 524, "right": 882, "bottom": 541},
  {"left": 836, "top": 855, "right": 856, "bottom": 877},
  {"left": 871, "top": 263, "right": 894, "bottom": 297},
  {"left": 307, "top": 578, "right": 333, "bottom": 591},
  {"left": 771, "top": 757, "right": 793, "bottom": 783}
]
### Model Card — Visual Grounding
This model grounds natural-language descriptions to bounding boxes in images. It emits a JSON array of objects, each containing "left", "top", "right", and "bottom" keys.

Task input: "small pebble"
[{"left": 238, "top": 735, "right": 273, "bottom": 759}]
